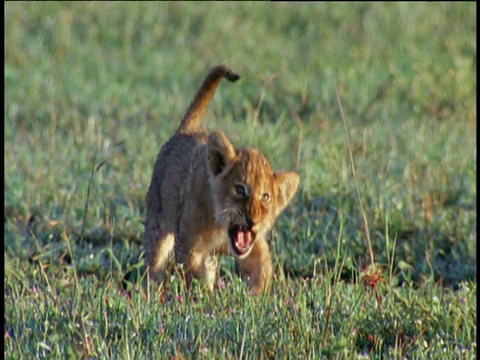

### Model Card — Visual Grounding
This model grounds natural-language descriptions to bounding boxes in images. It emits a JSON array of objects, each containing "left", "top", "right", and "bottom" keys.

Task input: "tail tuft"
[
  {"left": 210, "top": 64, "right": 241, "bottom": 83},
  {"left": 225, "top": 71, "right": 240, "bottom": 82}
]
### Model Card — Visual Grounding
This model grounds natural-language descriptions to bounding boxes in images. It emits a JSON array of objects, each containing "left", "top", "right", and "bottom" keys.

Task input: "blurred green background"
[
  {"left": 5, "top": 2, "right": 475, "bottom": 285},
  {"left": 4, "top": 2, "right": 476, "bottom": 358}
]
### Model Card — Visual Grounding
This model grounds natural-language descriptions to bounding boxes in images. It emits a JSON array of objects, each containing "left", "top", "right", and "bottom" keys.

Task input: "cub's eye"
[
  {"left": 234, "top": 184, "right": 246, "bottom": 197},
  {"left": 261, "top": 193, "right": 271, "bottom": 203}
]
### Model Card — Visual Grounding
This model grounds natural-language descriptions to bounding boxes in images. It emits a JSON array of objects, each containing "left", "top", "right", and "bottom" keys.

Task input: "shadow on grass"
[{"left": 6, "top": 207, "right": 475, "bottom": 293}]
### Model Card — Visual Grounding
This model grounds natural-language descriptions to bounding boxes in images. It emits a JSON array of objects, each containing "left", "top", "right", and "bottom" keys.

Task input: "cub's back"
[{"left": 147, "top": 131, "right": 208, "bottom": 223}]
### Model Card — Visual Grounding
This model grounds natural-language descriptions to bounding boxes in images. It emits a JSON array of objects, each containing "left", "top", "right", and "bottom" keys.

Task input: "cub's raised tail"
[{"left": 177, "top": 64, "right": 240, "bottom": 134}]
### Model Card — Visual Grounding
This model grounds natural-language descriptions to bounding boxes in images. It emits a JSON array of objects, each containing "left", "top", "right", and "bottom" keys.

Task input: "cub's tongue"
[{"left": 235, "top": 230, "right": 252, "bottom": 253}]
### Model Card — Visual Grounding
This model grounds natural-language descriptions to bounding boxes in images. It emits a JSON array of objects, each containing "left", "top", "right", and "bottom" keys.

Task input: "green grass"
[{"left": 4, "top": 2, "right": 476, "bottom": 359}]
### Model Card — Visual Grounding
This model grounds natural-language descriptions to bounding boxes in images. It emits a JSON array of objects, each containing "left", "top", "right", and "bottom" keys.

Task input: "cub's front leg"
[
  {"left": 174, "top": 203, "right": 221, "bottom": 292},
  {"left": 236, "top": 237, "right": 272, "bottom": 295},
  {"left": 174, "top": 237, "right": 220, "bottom": 293}
]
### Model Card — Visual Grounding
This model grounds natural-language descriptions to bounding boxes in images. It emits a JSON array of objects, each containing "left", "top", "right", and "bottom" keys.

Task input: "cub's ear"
[
  {"left": 207, "top": 130, "right": 236, "bottom": 176},
  {"left": 274, "top": 172, "right": 300, "bottom": 216}
]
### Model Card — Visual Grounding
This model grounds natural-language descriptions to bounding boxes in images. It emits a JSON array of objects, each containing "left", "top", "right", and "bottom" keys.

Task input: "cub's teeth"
[{"left": 235, "top": 230, "right": 252, "bottom": 250}]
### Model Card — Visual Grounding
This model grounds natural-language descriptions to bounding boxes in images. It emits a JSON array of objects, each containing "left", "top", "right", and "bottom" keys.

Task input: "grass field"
[{"left": 4, "top": 2, "right": 476, "bottom": 359}]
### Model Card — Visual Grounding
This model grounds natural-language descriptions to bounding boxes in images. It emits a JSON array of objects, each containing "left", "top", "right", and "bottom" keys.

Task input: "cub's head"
[{"left": 207, "top": 130, "right": 300, "bottom": 259}]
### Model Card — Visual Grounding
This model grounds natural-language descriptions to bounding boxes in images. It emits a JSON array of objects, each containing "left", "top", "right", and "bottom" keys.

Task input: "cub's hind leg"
[
  {"left": 144, "top": 192, "right": 175, "bottom": 285},
  {"left": 144, "top": 226, "right": 174, "bottom": 284}
]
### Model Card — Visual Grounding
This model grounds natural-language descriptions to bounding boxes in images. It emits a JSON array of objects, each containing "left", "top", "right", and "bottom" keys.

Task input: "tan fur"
[{"left": 144, "top": 64, "right": 300, "bottom": 294}]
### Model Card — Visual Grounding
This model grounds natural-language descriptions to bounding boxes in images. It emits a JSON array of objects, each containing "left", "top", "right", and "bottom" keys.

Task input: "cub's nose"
[{"left": 245, "top": 214, "right": 254, "bottom": 228}]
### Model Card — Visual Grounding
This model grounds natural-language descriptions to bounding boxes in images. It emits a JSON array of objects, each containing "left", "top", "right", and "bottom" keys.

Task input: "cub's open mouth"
[{"left": 228, "top": 225, "right": 256, "bottom": 256}]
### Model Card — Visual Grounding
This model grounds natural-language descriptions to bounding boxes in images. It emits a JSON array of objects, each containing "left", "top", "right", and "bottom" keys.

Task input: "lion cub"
[{"left": 144, "top": 65, "right": 299, "bottom": 294}]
